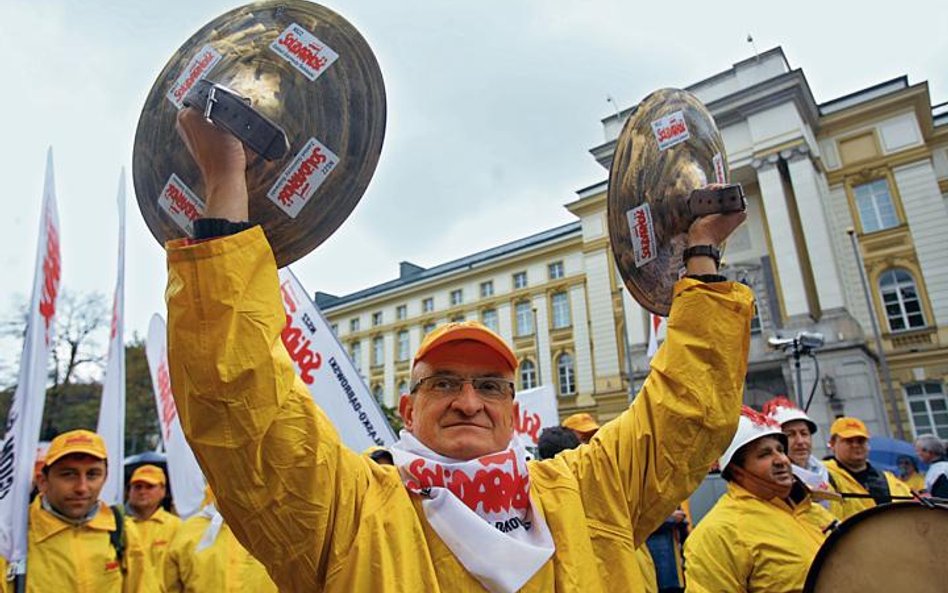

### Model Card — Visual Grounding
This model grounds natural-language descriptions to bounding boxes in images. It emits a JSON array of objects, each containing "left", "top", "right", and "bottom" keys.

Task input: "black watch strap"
[
  {"left": 192, "top": 218, "right": 256, "bottom": 239},
  {"left": 682, "top": 244, "right": 721, "bottom": 267},
  {"left": 183, "top": 79, "right": 290, "bottom": 161},
  {"left": 686, "top": 273, "right": 728, "bottom": 283}
]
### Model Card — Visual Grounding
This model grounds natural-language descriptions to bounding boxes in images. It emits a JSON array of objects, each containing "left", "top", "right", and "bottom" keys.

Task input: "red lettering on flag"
[{"left": 38, "top": 215, "right": 61, "bottom": 345}]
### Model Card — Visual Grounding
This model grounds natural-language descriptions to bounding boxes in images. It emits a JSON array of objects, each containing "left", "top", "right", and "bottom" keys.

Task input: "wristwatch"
[{"left": 682, "top": 244, "right": 721, "bottom": 267}]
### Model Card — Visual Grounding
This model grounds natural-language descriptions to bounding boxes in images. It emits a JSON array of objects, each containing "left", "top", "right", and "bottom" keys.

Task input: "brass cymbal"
[
  {"left": 133, "top": 0, "right": 386, "bottom": 267},
  {"left": 607, "top": 88, "right": 729, "bottom": 316}
]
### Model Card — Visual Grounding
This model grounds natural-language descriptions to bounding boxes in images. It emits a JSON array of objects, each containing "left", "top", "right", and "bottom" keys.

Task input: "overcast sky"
[{"left": 1, "top": 0, "right": 945, "bottom": 378}]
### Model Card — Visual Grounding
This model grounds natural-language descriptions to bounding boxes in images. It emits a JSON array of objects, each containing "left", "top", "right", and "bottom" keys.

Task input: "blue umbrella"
[{"left": 868, "top": 436, "right": 920, "bottom": 475}]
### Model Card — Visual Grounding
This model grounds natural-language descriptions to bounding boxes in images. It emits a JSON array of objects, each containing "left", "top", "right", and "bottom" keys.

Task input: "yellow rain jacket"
[
  {"left": 683, "top": 482, "right": 836, "bottom": 593},
  {"left": 131, "top": 507, "right": 181, "bottom": 580},
  {"left": 163, "top": 511, "right": 277, "bottom": 593},
  {"left": 166, "top": 227, "right": 754, "bottom": 592},
  {"left": 19, "top": 497, "right": 157, "bottom": 593},
  {"left": 823, "top": 458, "right": 912, "bottom": 521}
]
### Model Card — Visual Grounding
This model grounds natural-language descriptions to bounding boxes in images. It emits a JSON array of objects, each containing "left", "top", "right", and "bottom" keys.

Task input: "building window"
[
  {"left": 513, "top": 271, "right": 528, "bottom": 290},
  {"left": 397, "top": 330, "right": 410, "bottom": 361},
  {"left": 557, "top": 353, "right": 576, "bottom": 396},
  {"left": 450, "top": 314, "right": 466, "bottom": 323},
  {"left": 905, "top": 382, "right": 948, "bottom": 439},
  {"left": 330, "top": 323, "right": 338, "bottom": 335},
  {"left": 551, "top": 292, "right": 570, "bottom": 329},
  {"left": 372, "top": 311, "right": 383, "bottom": 326},
  {"left": 515, "top": 301, "right": 533, "bottom": 336},
  {"left": 350, "top": 341, "right": 362, "bottom": 371},
  {"left": 396, "top": 305, "right": 407, "bottom": 321},
  {"left": 423, "top": 322, "right": 437, "bottom": 335},
  {"left": 422, "top": 297, "right": 434, "bottom": 313},
  {"left": 397, "top": 380, "right": 408, "bottom": 395},
  {"left": 879, "top": 269, "right": 926, "bottom": 331},
  {"left": 372, "top": 384, "right": 384, "bottom": 405},
  {"left": 481, "top": 308, "right": 499, "bottom": 333},
  {"left": 350, "top": 318, "right": 360, "bottom": 333},
  {"left": 372, "top": 336, "right": 384, "bottom": 366},
  {"left": 548, "top": 261, "right": 564, "bottom": 280},
  {"left": 480, "top": 281, "right": 494, "bottom": 299},
  {"left": 854, "top": 179, "right": 898, "bottom": 233},
  {"left": 520, "top": 359, "right": 537, "bottom": 390},
  {"left": 450, "top": 289, "right": 464, "bottom": 306}
]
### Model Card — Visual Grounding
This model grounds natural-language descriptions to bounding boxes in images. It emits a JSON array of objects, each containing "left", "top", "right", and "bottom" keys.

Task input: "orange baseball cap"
[
  {"left": 44, "top": 429, "right": 107, "bottom": 467},
  {"left": 414, "top": 321, "right": 518, "bottom": 372},
  {"left": 563, "top": 413, "right": 600, "bottom": 434},
  {"left": 830, "top": 417, "right": 870, "bottom": 439},
  {"left": 130, "top": 464, "right": 166, "bottom": 486}
]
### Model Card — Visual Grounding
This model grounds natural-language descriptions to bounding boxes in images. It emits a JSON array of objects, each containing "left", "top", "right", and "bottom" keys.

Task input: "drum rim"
[{"left": 802, "top": 501, "right": 947, "bottom": 592}]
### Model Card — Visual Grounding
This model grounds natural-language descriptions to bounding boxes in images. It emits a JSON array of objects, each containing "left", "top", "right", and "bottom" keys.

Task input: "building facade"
[{"left": 317, "top": 48, "right": 948, "bottom": 448}]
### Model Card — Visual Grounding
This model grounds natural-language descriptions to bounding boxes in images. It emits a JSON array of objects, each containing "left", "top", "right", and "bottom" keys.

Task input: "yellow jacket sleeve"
[
  {"left": 122, "top": 516, "right": 160, "bottom": 593},
  {"left": 683, "top": 518, "right": 750, "bottom": 593},
  {"left": 166, "top": 228, "right": 374, "bottom": 592},
  {"left": 559, "top": 279, "right": 753, "bottom": 545}
]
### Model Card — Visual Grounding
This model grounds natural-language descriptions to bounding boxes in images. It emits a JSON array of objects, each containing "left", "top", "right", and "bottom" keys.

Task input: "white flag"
[
  {"left": 646, "top": 313, "right": 667, "bottom": 360},
  {"left": 145, "top": 315, "right": 205, "bottom": 518},
  {"left": 513, "top": 385, "right": 558, "bottom": 453},
  {"left": 97, "top": 170, "right": 127, "bottom": 505},
  {"left": 0, "top": 149, "right": 62, "bottom": 567},
  {"left": 278, "top": 268, "right": 397, "bottom": 450}
]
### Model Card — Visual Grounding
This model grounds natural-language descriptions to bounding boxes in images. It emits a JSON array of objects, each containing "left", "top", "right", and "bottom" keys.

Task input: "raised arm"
[
  {"left": 557, "top": 210, "right": 752, "bottom": 544},
  {"left": 165, "top": 108, "right": 372, "bottom": 591}
]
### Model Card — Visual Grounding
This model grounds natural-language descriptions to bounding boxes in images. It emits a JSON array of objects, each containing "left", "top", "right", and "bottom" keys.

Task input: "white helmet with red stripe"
[
  {"left": 762, "top": 395, "right": 818, "bottom": 434},
  {"left": 720, "top": 406, "right": 787, "bottom": 471}
]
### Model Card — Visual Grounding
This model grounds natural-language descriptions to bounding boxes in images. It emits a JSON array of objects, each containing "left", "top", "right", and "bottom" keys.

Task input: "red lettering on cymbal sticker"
[
  {"left": 270, "top": 23, "right": 339, "bottom": 81},
  {"left": 167, "top": 44, "right": 222, "bottom": 109},
  {"left": 626, "top": 203, "right": 657, "bottom": 268},
  {"left": 158, "top": 174, "right": 206, "bottom": 234},
  {"left": 651, "top": 110, "right": 690, "bottom": 151},
  {"left": 713, "top": 152, "right": 726, "bottom": 184},
  {"left": 267, "top": 138, "right": 339, "bottom": 218}
]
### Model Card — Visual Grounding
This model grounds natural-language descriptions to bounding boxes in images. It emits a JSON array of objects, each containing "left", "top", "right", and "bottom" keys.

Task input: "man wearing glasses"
[{"left": 166, "top": 108, "right": 752, "bottom": 592}]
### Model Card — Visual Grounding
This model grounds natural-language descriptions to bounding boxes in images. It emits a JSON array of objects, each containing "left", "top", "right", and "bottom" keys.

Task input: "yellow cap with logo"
[{"left": 44, "top": 429, "right": 107, "bottom": 467}]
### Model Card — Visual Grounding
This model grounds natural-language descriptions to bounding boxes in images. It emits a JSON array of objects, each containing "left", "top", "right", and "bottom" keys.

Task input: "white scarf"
[
  {"left": 792, "top": 455, "right": 833, "bottom": 507},
  {"left": 390, "top": 431, "right": 555, "bottom": 593},
  {"left": 196, "top": 502, "right": 225, "bottom": 552}
]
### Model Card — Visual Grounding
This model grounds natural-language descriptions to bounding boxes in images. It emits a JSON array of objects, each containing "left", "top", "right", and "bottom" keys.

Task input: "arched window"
[
  {"left": 520, "top": 359, "right": 537, "bottom": 390},
  {"left": 879, "top": 269, "right": 926, "bottom": 331},
  {"left": 557, "top": 353, "right": 576, "bottom": 396}
]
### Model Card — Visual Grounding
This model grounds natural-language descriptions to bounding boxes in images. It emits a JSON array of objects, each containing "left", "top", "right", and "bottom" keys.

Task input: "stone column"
[
  {"left": 752, "top": 156, "right": 810, "bottom": 318},
  {"left": 785, "top": 146, "right": 846, "bottom": 311}
]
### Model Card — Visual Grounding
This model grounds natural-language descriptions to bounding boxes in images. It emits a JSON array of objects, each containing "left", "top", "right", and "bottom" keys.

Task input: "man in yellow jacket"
[
  {"left": 126, "top": 465, "right": 181, "bottom": 580},
  {"left": 684, "top": 407, "right": 837, "bottom": 592},
  {"left": 165, "top": 107, "right": 753, "bottom": 592},
  {"left": 12, "top": 429, "right": 157, "bottom": 593},
  {"left": 823, "top": 417, "right": 911, "bottom": 521},
  {"left": 163, "top": 489, "right": 277, "bottom": 593}
]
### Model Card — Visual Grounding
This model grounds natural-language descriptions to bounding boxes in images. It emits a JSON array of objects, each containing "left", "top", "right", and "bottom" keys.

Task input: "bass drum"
[{"left": 804, "top": 502, "right": 948, "bottom": 592}]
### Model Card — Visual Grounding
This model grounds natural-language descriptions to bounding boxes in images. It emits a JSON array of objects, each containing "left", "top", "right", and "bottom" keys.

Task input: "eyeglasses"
[{"left": 410, "top": 375, "right": 515, "bottom": 400}]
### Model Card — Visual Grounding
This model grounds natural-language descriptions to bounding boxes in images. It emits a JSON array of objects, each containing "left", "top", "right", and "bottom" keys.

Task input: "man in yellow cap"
[
  {"left": 12, "top": 429, "right": 157, "bottom": 593},
  {"left": 164, "top": 105, "right": 753, "bottom": 591},
  {"left": 126, "top": 464, "right": 181, "bottom": 577},
  {"left": 562, "top": 412, "right": 600, "bottom": 444},
  {"left": 823, "top": 416, "right": 911, "bottom": 520}
]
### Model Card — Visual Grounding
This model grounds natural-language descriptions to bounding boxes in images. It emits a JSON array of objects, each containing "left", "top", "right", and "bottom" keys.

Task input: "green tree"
[{"left": 124, "top": 339, "right": 159, "bottom": 455}]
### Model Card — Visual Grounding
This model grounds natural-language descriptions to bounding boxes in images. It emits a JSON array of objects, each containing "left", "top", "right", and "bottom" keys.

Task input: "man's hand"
[
  {"left": 176, "top": 107, "right": 250, "bottom": 221},
  {"left": 685, "top": 210, "right": 747, "bottom": 275}
]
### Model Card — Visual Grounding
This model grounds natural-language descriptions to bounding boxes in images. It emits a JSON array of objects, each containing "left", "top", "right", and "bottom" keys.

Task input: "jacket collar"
[
  {"left": 31, "top": 497, "right": 116, "bottom": 544},
  {"left": 727, "top": 478, "right": 813, "bottom": 514}
]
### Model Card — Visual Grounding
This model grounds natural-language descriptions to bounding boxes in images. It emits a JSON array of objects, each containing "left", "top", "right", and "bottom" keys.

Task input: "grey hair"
[{"left": 915, "top": 434, "right": 946, "bottom": 457}]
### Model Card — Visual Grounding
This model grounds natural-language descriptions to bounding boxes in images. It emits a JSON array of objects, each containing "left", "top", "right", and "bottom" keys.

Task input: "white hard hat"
[
  {"left": 763, "top": 396, "right": 818, "bottom": 434},
  {"left": 720, "top": 406, "right": 787, "bottom": 471}
]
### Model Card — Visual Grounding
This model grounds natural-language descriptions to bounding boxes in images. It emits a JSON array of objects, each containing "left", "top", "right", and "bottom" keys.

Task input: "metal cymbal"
[
  {"left": 607, "top": 88, "right": 730, "bottom": 316},
  {"left": 133, "top": 0, "right": 386, "bottom": 267}
]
